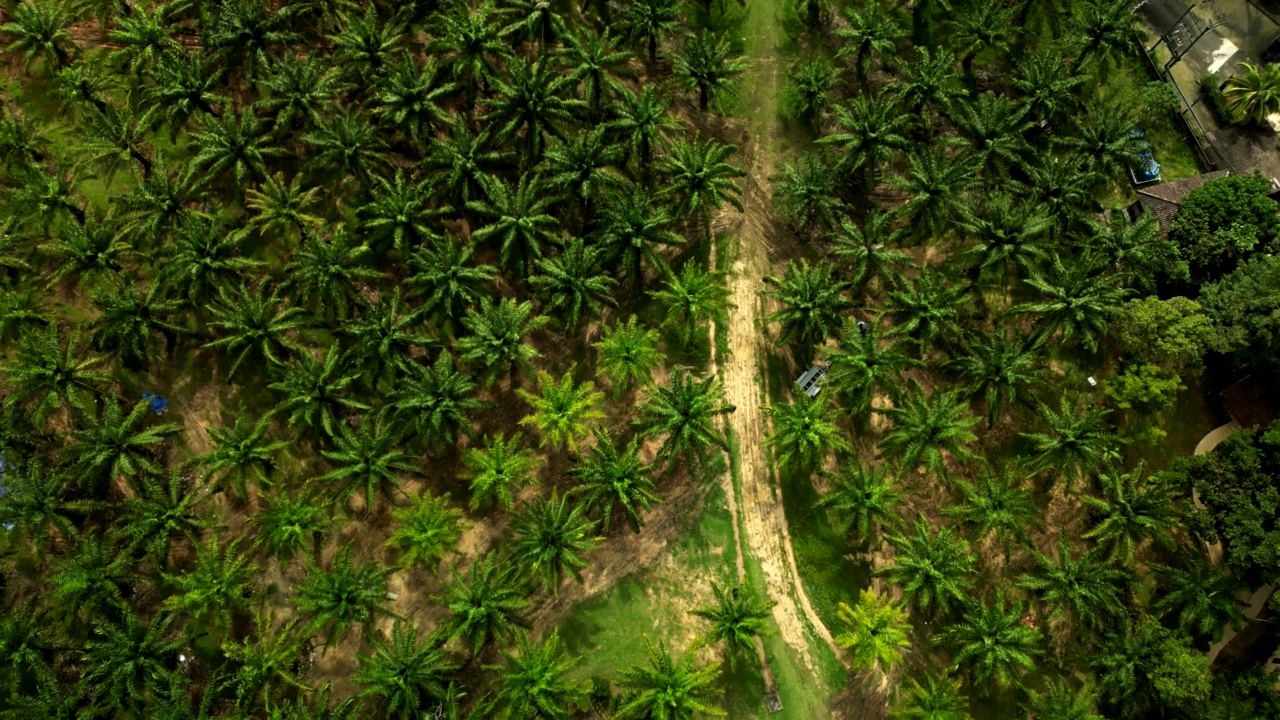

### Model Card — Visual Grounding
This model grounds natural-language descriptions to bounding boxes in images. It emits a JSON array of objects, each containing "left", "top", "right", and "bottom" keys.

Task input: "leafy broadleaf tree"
[
  {"left": 292, "top": 545, "right": 393, "bottom": 647},
  {"left": 442, "top": 552, "right": 531, "bottom": 658},
  {"left": 880, "top": 515, "right": 976, "bottom": 616},
  {"left": 1151, "top": 554, "right": 1245, "bottom": 643},
  {"left": 691, "top": 583, "right": 771, "bottom": 671},
  {"left": 837, "top": 588, "right": 912, "bottom": 675},
  {"left": 572, "top": 429, "right": 660, "bottom": 533},
  {"left": 616, "top": 636, "right": 725, "bottom": 719},
  {"left": 512, "top": 492, "right": 599, "bottom": 591},
  {"left": 355, "top": 622, "right": 459, "bottom": 720},
  {"left": 386, "top": 492, "right": 466, "bottom": 570},
  {"left": 634, "top": 370, "right": 733, "bottom": 467},
  {"left": 462, "top": 432, "right": 539, "bottom": 512}
]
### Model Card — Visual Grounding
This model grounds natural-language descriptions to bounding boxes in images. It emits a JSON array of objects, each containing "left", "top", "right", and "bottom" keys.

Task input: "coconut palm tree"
[
  {"left": 458, "top": 297, "right": 550, "bottom": 385},
  {"left": 355, "top": 622, "right": 457, "bottom": 720},
  {"left": 1151, "top": 554, "right": 1245, "bottom": 643},
  {"left": 529, "top": 238, "right": 617, "bottom": 331},
  {"left": 943, "top": 330, "right": 1045, "bottom": 427},
  {"left": 1081, "top": 465, "right": 1176, "bottom": 564},
  {"left": 3, "top": 326, "right": 110, "bottom": 425},
  {"left": 406, "top": 234, "right": 498, "bottom": 333},
  {"left": 204, "top": 281, "right": 309, "bottom": 379},
  {"left": 878, "top": 380, "right": 978, "bottom": 480},
  {"left": 837, "top": 588, "right": 911, "bottom": 675},
  {"left": 764, "top": 259, "right": 852, "bottom": 356},
  {"left": 511, "top": 492, "right": 598, "bottom": 591},
  {"left": 1223, "top": 62, "right": 1280, "bottom": 125},
  {"left": 785, "top": 60, "right": 838, "bottom": 130},
  {"left": 468, "top": 173, "right": 561, "bottom": 273},
  {"left": 0, "top": 0, "right": 76, "bottom": 70},
  {"left": 766, "top": 392, "right": 850, "bottom": 472},
  {"left": 67, "top": 397, "right": 183, "bottom": 490},
  {"left": 161, "top": 536, "right": 260, "bottom": 637},
  {"left": 292, "top": 544, "right": 393, "bottom": 647},
  {"left": 634, "top": 370, "right": 733, "bottom": 466},
  {"left": 269, "top": 347, "right": 370, "bottom": 441},
  {"left": 392, "top": 353, "right": 487, "bottom": 450},
  {"left": 518, "top": 369, "right": 605, "bottom": 453},
  {"left": 893, "top": 674, "right": 969, "bottom": 720},
  {"left": 595, "top": 315, "right": 664, "bottom": 390},
  {"left": 462, "top": 432, "right": 539, "bottom": 512},
  {"left": 252, "top": 491, "right": 331, "bottom": 560},
  {"left": 616, "top": 636, "right": 724, "bottom": 719},
  {"left": 1021, "top": 395, "right": 1120, "bottom": 491},
  {"left": 491, "top": 630, "right": 583, "bottom": 720},
  {"left": 1017, "top": 532, "right": 1129, "bottom": 634},
  {"left": 819, "top": 91, "right": 910, "bottom": 190},
  {"left": 442, "top": 552, "right": 531, "bottom": 658},
  {"left": 835, "top": 3, "right": 904, "bottom": 84},
  {"left": 597, "top": 187, "right": 684, "bottom": 292},
  {"left": 428, "top": 0, "right": 512, "bottom": 110},
  {"left": 770, "top": 153, "right": 844, "bottom": 240},
  {"left": 673, "top": 33, "right": 746, "bottom": 112},
  {"left": 649, "top": 262, "right": 731, "bottom": 348},
  {"left": 618, "top": 0, "right": 679, "bottom": 61},
  {"left": 880, "top": 516, "right": 976, "bottom": 616},
  {"left": 319, "top": 416, "right": 418, "bottom": 510},
  {"left": 559, "top": 29, "right": 631, "bottom": 121},
  {"left": 938, "top": 592, "right": 1041, "bottom": 691},
  {"left": 79, "top": 609, "right": 184, "bottom": 714},
  {"left": 1014, "top": 254, "right": 1128, "bottom": 352},
  {"left": 659, "top": 136, "right": 744, "bottom": 242},
  {"left": 691, "top": 583, "right": 771, "bottom": 670},
  {"left": 816, "top": 461, "right": 902, "bottom": 548},
  {"left": 386, "top": 492, "right": 465, "bottom": 569},
  {"left": 572, "top": 429, "right": 660, "bottom": 533}
]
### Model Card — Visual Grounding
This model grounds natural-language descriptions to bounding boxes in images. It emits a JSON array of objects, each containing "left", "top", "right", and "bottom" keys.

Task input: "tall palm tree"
[
  {"left": 944, "top": 464, "right": 1040, "bottom": 557},
  {"left": 204, "top": 281, "right": 309, "bottom": 379},
  {"left": 357, "top": 172, "right": 442, "bottom": 256},
  {"left": 1081, "top": 465, "right": 1176, "bottom": 564},
  {"left": 598, "top": 187, "right": 684, "bottom": 292},
  {"left": 329, "top": 6, "right": 404, "bottom": 84},
  {"left": 468, "top": 173, "right": 561, "bottom": 273},
  {"left": 943, "top": 330, "right": 1045, "bottom": 427},
  {"left": 190, "top": 107, "right": 283, "bottom": 189},
  {"left": 1017, "top": 532, "right": 1129, "bottom": 634},
  {"left": 610, "top": 85, "right": 679, "bottom": 173},
  {"left": 1011, "top": 51, "right": 1086, "bottom": 128},
  {"left": 572, "top": 429, "right": 660, "bottom": 532},
  {"left": 819, "top": 91, "right": 910, "bottom": 190},
  {"left": 878, "top": 380, "right": 978, "bottom": 480},
  {"left": 442, "top": 552, "right": 531, "bottom": 658},
  {"left": 881, "top": 515, "right": 976, "bottom": 616},
  {"left": 649, "top": 262, "right": 731, "bottom": 347},
  {"left": 161, "top": 536, "right": 260, "bottom": 637},
  {"left": 392, "top": 352, "right": 487, "bottom": 450},
  {"left": 543, "top": 127, "right": 625, "bottom": 223},
  {"left": 40, "top": 218, "right": 136, "bottom": 287},
  {"left": 764, "top": 260, "right": 853, "bottom": 354},
  {"left": 1223, "top": 62, "right": 1280, "bottom": 125},
  {"left": 659, "top": 136, "right": 744, "bottom": 242},
  {"left": 220, "top": 616, "right": 312, "bottom": 714},
  {"left": 824, "top": 319, "right": 918, "bottom": 416},
  {"left": 1014, "top": 254, "right": 1128, "bottom": 352},
  {"left": 955, "top": 194, "right": 1050, "bottom": 290},
  {"left": 292, "top": 544, "right": 393, "bottom": 647},
  {"left": 159, "top": 218, "right": 262, "bottom": 308},
  {"left": 766, "top": 392, "right": 850, "bottom": 472},
  {"left": 245, "top": 172, "right": 322, "bottom": 242},
  {"left": 953, "top": 92, "right": 1032, "bottom": 178},
  {"left": 269, "top": 347, "right": 370, "bottom": 441},
  {"left": 80, "top": 610, "right": 183, "bottom": 714},
  {"left": 898, "top": 47, "right": 966, "bottom": 128},
  {"left": 406, "top": 234, "right": 498, "bottom": 332},
  {"left": 386, "top": 492, "right": 465, "bottom": 569},
  {"left": 946, "top": 1, "right": 1013, "bottom": 79},
  {"left": 3, "top": 326, "right": 109, "bottom": 425},
  {"left": 1021, "top": 395, "right": 1120, "bottom": 491},
  {"left": 423, "top": 122, "right": 512, "bottom": 208},
  {"left": 205, "top": 0, "right": 301, "bottom": 75},
  {"left": 67, "top": 397, "right": 182, "bottom": 490},
  {"left": 319, "top": 416, "right": 419, "bottom": 510},
  {"left": 0, "top": 0, "right": 76, "bottom": 70},
  {"left": 491, "top": 631, "right": 583, "bottom": 720},
  {"left": 512, "top": 492, "right": 598, "bottom": 591},
  {"left": 1088, "top": 211, "right": 1176, "bottom": 296},
  {"left": 462, "top": 432, "right": 538, "bottom": 512},
  {"left": 837, "top": 588, "right": 912, "bottom": 675},
  {"left": 1026, "top": 679, "right": 1105, "bottom": 720},
  {"left": 884, "top": 270, "right": 968, "bottom": 355},
  {"left": 938, "top": 592, "right": 1041, "bottom": 691},
  {"left": 342, "top": 289, "right": 436, "bottom": 388},
  {"left": 618, "top": 0, "right": 679, "bottom": 61},
  {"left": 1151, "top": 554, "right": 1245, "bottom": 643},
  {"left": 47, "top": 533, "right": 135, "bottom": 628},
  {"left": 893, "top": 674, "right": 969, "bottom": 720},
  {"left": 691, "top": 583, "right": 771, "bottom": 670},
  {"left": 113, "top": 470, "right": 213, "bottom": 565},
  {"left": 0, "top": 460, "right": 89, "bottom": 556},
  {"left": 1069, "top": 0, "right": 1135, "bottom": 76},
  {"left": 355, "top": 622, "right": 457, "bottom": 720},
  {"left": 1062, "top": 104, "right": 1147, "bottom": 182},
  {"left": 673, "top": 33, "right": 747, "bottom": 112},
  {"left": 816, "top": 461, "right": 902, "bottom": 548},
  {"left": 428, "top": 0, "right": 512, "bottom": 110},
  {"left": 458, "top": 297, "right": 550, "bottom": 385},
  {"left": 529, "top": 238, "right": 617, "bottom": 330},
  {"left": 302, "top": 110, "right": 392, "bottom": 190},
  {"left": 771, "top": 153, "right": 844, "bottom": 240},
  {"left": 143, "top": 53, "right": 227, "bottom": 138},
  {"left": 835, "top": 3, "right": 903, "bottom": 84},
  {"left": 518, "top": 369, "right": 606, "bottom": 453},
  {"left": 1020, "top": 155, "right": 1101, "bottom": 238},
  {"left": 634, "top": 370, "right": 733, "bottom": 466},
  {"left": 595, "top": 315, "right": 664, "bottom": 391},
  {"left": 252, "top": 491, "right": 331, "bottom": 560}
]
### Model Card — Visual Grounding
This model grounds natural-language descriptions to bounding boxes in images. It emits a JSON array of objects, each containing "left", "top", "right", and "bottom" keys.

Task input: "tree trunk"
[
  {"left": 648, "top": 35, "right": 658, "bottom": 62},
  {"left": 699, "top": 85, "right": 709, "bottom": 111}
]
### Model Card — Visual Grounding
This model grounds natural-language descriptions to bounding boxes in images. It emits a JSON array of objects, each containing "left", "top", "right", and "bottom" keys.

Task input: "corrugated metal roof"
[{"left": 1135, "top": 171, "right": 1232, "bottom": 238}]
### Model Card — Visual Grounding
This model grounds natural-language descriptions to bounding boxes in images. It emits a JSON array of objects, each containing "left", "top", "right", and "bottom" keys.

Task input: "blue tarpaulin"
[{"left": 141, "top": 392, "right": 169, "bottom": 415}]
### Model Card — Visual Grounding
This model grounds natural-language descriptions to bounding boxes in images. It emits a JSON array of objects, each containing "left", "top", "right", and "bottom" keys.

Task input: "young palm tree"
[
  {"left": 462, "top": 432, "right": 539, "bottom": 512},
  {"left": 898, "top": 47, "right": 966, "bottom": 127},
  {"left": 319, "top": 416, "right": 419, "bottom": 510},
  {"left": 145, "top": 53, "right": 228, "bottom": 139},
  {"left": 598, "top": 187, "right": 684, "bottom": 292},
  {"left": 884, "top": 270, "right": 968, "bottom": 355},
  {"left": 355, "top": 622, "right": 458, "bottom": 720},
  {"left": 1151, "top": 554, "right": 1245, "bottom": 643},
  {"left": 610, "top": 85, "right": 679, "bottom": 173},
  {"left": 1017, "top": 532, "right": 1128, "bottom": 634},
  {"left": 618, "top": 0, "right": 679, "bottom": 61},
  {"left": 816, "top": 461, "right": 903, "bottom": 548},
  {"left": 0, "top": 0, "right": 76, "bottom": 70},
  {"left": 428, "top": 0, "right": 512, "bottom": 109},
  {"left": 485, "top": 55, "right": 582, "bottom": 162},
  {"left": 517, "top": 369, "right": 606, "bottom": 453},
  {"left": 942, "top": 330, "right": 1045, "bottom": 427},
  {"left": 161, "top": 536, "right": 260, "bottom": 637},
  {"left": 938, "top": 592, "right": 1041, "bottom": 691},
  {"left": 766, "top": 393, "right": 850, "bottom": 472},
  {"left": 492, "top": 630, "right": 583, "bottom": 720},
  {"left": 468, "top": 173, "right": 561, "bottom": 273},
  {"left": 560, "top": 29, "right": 631, "bottom": 121},
  {"left": 1223, "top": 62, "right": 1280, "bottom": 124},
  {"left": 204, "top": 281, "right": 309, "bottom": 379},
  {"left": 252, "top": 491, "right": 331, "bottom": 560},
  {"left": 878, "top": 380, "right": 978, "bottom": 480},
  {"left": 198, "top": 411, "right": 288, "bottom": 501},
  {"left": 659, "top": 136, "right": 744, "bottom": 242},
  {"left": 835, "top": 3, "right": 903, "bottom": 84},
  {"left": 690, "top": 583, "right": 771, "bottom": 670},
  {"left": 893, "top": 674, "right": 969, "bottom": 720},
  {"left": 80, "top": 610, "right": 184, "bottom": 714},
  {"left": 3, "top": 326, "right": 109, "bottom": 425},
  {"left": 114, "top": 470, "right": 213, "bottom": 564},
  {"left": 529, "top": 238, "right": 617, "bottom": 330},
  {"left": 406, "top": 234, "right": 498, "bottom": 332},
  {"left": 1081, "top": 465, "right": 1176, "bottom": 564},
  {"left": 764, "top": 259, "right": 853, "bottom": 354},
  {"left": 673, "top": 33, "right": 747, "bottom": 112},
  {"left": 944, "top": 464, "right": 1040, "bottom": 557},
  {"left": 770, "top": 153, "right": 844, "bottom": 239},
  {"left": 386, "top": 492, "right": 465, "bottom": 570},
  {"left": 837, "top": 588, "right": 912, "bottom": 675},
  {"left": 1026, "top": 679, "right": 1105, "bottom": 720},
  {"left": 634, "top": 370, "right": 733, "bottom": 466},
  {"left": 880, "top": 516, "right": 976, "bottom": 616},
  {"left": 392, "top": 353, "right": 487, "bottom": 449},
  {"left": 595, "top": 315, "right": 664, "bottom": 391},
  {"left": 785, "top": 59, "right": 839, "bottom": 130},
  {"left": 616, "top": 636, "right": 724, "bottom": 719},
  {"left": 40, "top": 217, "right": 136, "bottom": 287},
  {"left": 458, "top": 297, "right": 550, "bottom": 385},
  {"left": 442, "top": 552, "right": 531, "bottom": 658},
  {"left": 269, "top": 347, "right": 370, "bottom": 440},
  {"left": 68, "top": 397, "right": 182, "bottom": 490},
  {"left": 897, "top": 148, "right": 978, "bottom": 241},
  {"left": 649, "top": 262, "right": 731, "bottom": 347},
  {"left": 1021, "top": 395, "right": 1120, "bottom": 491},
  {"left": 220, "top": 616, "right": 312, "bottom": 714},
  {"left": 572, "top": 429, "right": 660, "bottom": 533},
  {"left": 292, "top": 544, "right": 393, "bottom": 647},
  {"left": 512, "top": 492, "right": 599, "bottom": 591}
]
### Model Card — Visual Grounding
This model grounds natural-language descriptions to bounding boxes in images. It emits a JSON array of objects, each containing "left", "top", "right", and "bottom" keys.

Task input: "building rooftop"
[{"left": 1134, "top": 170, "right": 1232, "bottom": 237}]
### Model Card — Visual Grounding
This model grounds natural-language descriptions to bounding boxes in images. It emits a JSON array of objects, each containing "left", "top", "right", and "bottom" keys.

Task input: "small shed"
[
  {"left": 1222, "top": 374, "right": 1280, "bottom": 430},
  {"left": 796, "top": 363, "right": 830, "bottom": 398},
  {"left": 1130, "top": 170, "right": 1230, "bottom": 238}
]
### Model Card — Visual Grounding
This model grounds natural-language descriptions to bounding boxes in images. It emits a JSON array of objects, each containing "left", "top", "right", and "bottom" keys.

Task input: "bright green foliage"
[
  {"left": 443, "top": 553, "right": 531, "bottom": 658},
  {"left": 690, "top": 583, "right": 772, "bottom": 671},
  {"left": 462, "top": 432, "right": 538, "bottom": 512},
  {"left": 785, "top": 60, "right": 839, "bottom": 130},
  {"left": 572, "top": 429, "right": 660, "bottom": 533},
  {"left": 246, "top": 172, "right": 322, "bottom": 240},
  {"left": 68, "top": 398, "right": 181, "bottom": 488},
  {"left": 816, "top": 461, "right": 903, "bottom": 547},
  {"left": 1015, "top": 254, "right": 1128, "bottom": 352},
  {"left": 598, "top": 188, "right": 683, "bottom": 292},
  {"left": 359, "top": 171, "right": 441, "bottom": 254},
  {"left": 252, "top": 491, "right": 330, "bottom": 560},
  {"left": 559, "top": 30, "right": 630, "bottom": 121},
  {"left": 485, "top": 55, "right": 581, "bottom": 161},
  {"left": 512, "top": 492, "right": 598, "bottom": 591},
  {"left": 491, "top": 631, "right": 584, "bottom": 720},
  {"left": 897, "top": 148, "right": 977, "bottom": 239},
  {"left": 616, "top": 636, "right": 725, "bottom": 719},
  {"left": 885, "top": 270, "right": 968, "bottom": 354},
  {"left": 943, "top": 330, "right": 1044, "bottom": 427},
  {"left": 468, "top": 173, "right": 560, "bottom": 272},
  {"left": 0, "top": 461, "right": 88, "bottom": 555},
  {"left": 771, "top": 153, "right": 844, "bottom": 237},
  {"left": 428, "top": 0, "right": 510, "bottom": 108},
  {"left": 878, "top": 380, "right": 978, "bottom": 479},
  {"left": 1116, "top": 297, "right": 1211, "bottom": 373},
  {"left": 392, "top": 352, "right": 487, "bottom": 449},
  {"left": 424, "top": 123, "right": 510, "bottom": 207},
  {"left": 517, "top": 369, "right": 605, "bottom": 453},
  {"left": 220, "top": 617, "right": 311, "bottom": 714},
  {"left": 386, "top": 492, "right": 465, "bottom": 569},
  {"left": 269, "top": 347, "right": 370, "bottom": 440},
  {"left": 634, "top": 370, "right": 732, "bottom": 466},
  {"left": 835, "top": 3, "right": 903, "bottom": 82},
  {"left": 1200, "top": 254, "right": 1280, "bottom": 362},
  {"left": 1017, "top": 532, "right": 1128, "bottom": 632},
  {"left": 292, "top": 545, "right": 393, "bottom": 646},
  {"left": 81, "top": 611, "right": 184, "bottom": 713},
  {"left": 543, "top": 127, "right": 626, "bottom": 217},
  {"left": 1026, "top": 680, "right": 1104, "bottom": 720},
  {"left": 48, "top": 533, "right": 134, "bottom": 628},
  {"left": 1223, "top": 62, "right": 1280, "bottom": 125},
  {"left": 649, "top": 262, "right": 731, "bottom": 347},
  {"left": 938, "top": 591, "right": 1040, "bottom": 690},
  {"left": 1081, "top": 465, "right": 1177, "bottom": 564},
  {"left": 1152, "top": 554, "right": 1244, "bottom": 642},
  {"left": 837, "top": 588, "right": 912, "bottom": 674},
  {"left": 880, "top": 516, "right": 976, "bottom": 615},
  {"left": 3, "top": 326, "right": 109, "bottom": 426},
  {"left": 953, "top": 96, "right": 1033, "bottom": 186},
  {"left": 819, "top": 90, "right": 909, "bottom": 186},
  {"left": 355, "top": 622, "right": 458, "bottom": 720},
  {"left": 161, "top": 536, "right": 260, "bottom": 635},
  {"left": 825, "top": 319, "right": 918, "bottom": 416},
  {"left": 766, "top": 392, "right": 849, "bottom": 472},
  {"left": 764, "top": 259, "right": 852, "bottom": 352},
  {"left": 318, "top": 416, "right": 418, "bottom": 510},
  {"left": 892, "top": 674, "right": 969, "bottom": 720},
  {"left": 1022, "top": 395, "right": 1120, "bottom": 491},
  {"left": 0, "top": 0, "right": 75, "bottom": 70},
  {"left": 113, "top": 470, "right": 213, "bottom": 563},
  {"left": 595, "top": 315, "right": 664, "bottom": 390},
  {"left": 618, "top": 0, "right": 679, "bottom": 61},
  {"left": 611, "top": 85, "right": 679, "bottom": 170},
  {"left": 658, "top": 136, "right": 744, "bottom": 240},
  {"left": 944, "top": 464, "right": 1039, "bottom": 554}
]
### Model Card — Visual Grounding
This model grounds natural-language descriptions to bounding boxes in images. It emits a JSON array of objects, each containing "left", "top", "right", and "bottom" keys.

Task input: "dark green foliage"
[
  {"left": 1168, "top": 174, "right": 1280, "bottom": 282},
  {"left": 292, "top": 545, "right": 393, "bottom": 646},
  {"left": 442, "top": 552, "right": 531, "bottom": 658},
  {"left": 1199, "top": 254, "right": 1280, "bottom": 361}
]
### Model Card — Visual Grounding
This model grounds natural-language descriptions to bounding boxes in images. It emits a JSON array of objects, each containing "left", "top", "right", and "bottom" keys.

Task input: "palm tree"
[
  {"left": 1026, "top": 679, "right": 1105, "bottom": 720},
  {"left": 204, "top": 281, "right": 309, "bottom": 379},
  {"left": 878, "top": 380, "right": 978, "bottom": 480},
  {"left": 458, "top": 297, "right": 550, "bottom": 385},
  {"left": 67, "top": 397, "right": 182, "bottom": 490},
  {"left": 1223, "top": 62, "right": 1280, "bottom": 124},
  {"left": 955, "top": 194, "right": 1050, "bottom": 290},
  {"left": 816, "top": 461, "right": 902, "bottom": 548},
  {"left": 785, "top": 60, "right": 839, "bottom": 130},
  {"left": 893, "top": 674, "right": 969, "bottom": 720},
  {"left": 1017, "top": 532, "right": 1128, "bottom": 634},
  {"left": 47, "top": 533, "right": 134, "bottom": 627},
  {"left": 442, "top": 552, "right": 531, "bottom": 658},
  {"left": 1088, "top": 211, "right": 1176, "bottom": 295},
  {"left": 1081, "top": 465, "right": 1176, "bottom": 564},
  {"left": 468, "top": 173, "right": 561, "bottom": 273},
  {"left": 161, "top": 536, "right": 260, "bottom": 637},
  {"left": 529, "top": 238, "right": 617, "bottom": 330},
  {"left": 0, "top": 606, "right": 54, "bottom": 690},
  {"left": 572, "top": 429, "right": 660, "bottom": 533},
  {"left": 1020, "top": 155, "right": 1102, "bottom": 238},
  {"left": 252, "top": 491, "right": 331, "bottom": 560},
  {"left": 884, "top": 270, "right": 968, "bottom": 355},
  {"left": 319, "top": 416, "right": 418, "bottom": 510},
  {"left": 634, "top": 370, "right": 733, "bottom": 466},
  {"left": 1021, "top": 395, "right": 1120, "bottom": 491},
  {"left": 512, "top": 492, "right": 598, "bottom": 591},
  {"left": 947, "top": 2, "right": 1013, "bottom": 79},
  {"left": 649, "top": 262, "right": 731, "bottom": 347},
  {"left": 386, "top": 492, "right": 465, "bottom": 570},
  {"left": 269, "top": 347, "right": 370, "bottom": 440},
  {"left": 764, "top": 259, "right": 852, "bottom": 355},
  {"left": 3, "top": 326, "right": 109, "bottom": 425},
  {"left": 898, "top": 47, "right": 966, "bottom": 128},
  {"left": 462, "top": 432, "right": 539, "bottom": 512},
  {"left": 0, "top": 460, "right": 89, "bottom": 556},
  {"left": 1151, "top": 554, "right": 1245, "bottom": 643},
  {"left": 491, "top": 630, "right": 583, "bottom": 720},
  {"left": 190, "top": 107, "right": 283, "bottom": 189},
  {"left": 659, "top": 136, "right": 745, "bottom": 242},
  {"left": 1014, "top": 255, "right": 1129, "bottom": 352},
  {"left": 426, "top": 122, "right": 514, "bottom": 208},
  {"left": 944, "top": 464, "right": 1040, "bottom": 557},
  {"left": 329, "top": 6, "right": 403, "bottom": 84},
  {"left": 673, "top": 33, "right": 746, "bottom": 112},
  {"left": 375, "top": 58, "right": 457, "bottom": 150},
  {"left": 616, "top": 636, "right": 724, "bottom": 719},
  {"left": 618, "top": 0, "right": 679, "bottom": 61},
  {"left": 486, "top": 55, "right": 581, "bottom": 162},
  {"left": 610, "top": 85, "right": 679, "bottom": 173},
  {"left": 105, "top": 5, "right": 176, "bottom": 77},
  {"left": 897, "top": 148, "right": 978, "bottom": 240},
  {"left": 220, "top": 617, "right": 312, "bottom": 713},
  {"left": 560, "top": 29, "right": 631, "bottom": 121},
  {"left": 819, "top": 91, "right": 910, "bottom": 190},
  {"left": 145, "top": 54, "right": 228, "bottom": 138},
  {"left": 1063, "top": 104, "right": 1147, "bottom": 181},
  {"left": 766, "top": 393, "right": 850, "bottom": 472},
  {"left": 292, "top": 545, "right": 393, "bottom": 646},
  {"left": 302, "top": 110, "right": 392, "bottom": 190},
  {"left": 826, "top": 210, "right": 913, "bottom": 291},
  {"left": 197, "top": 411, "right": 288, "bottom": 501},
  {"left": 770, "top": 153, "right": 844, "bottom": 239},
  {"left": 158, "top": 218, "right": 262, "bottom": 308},
  {"left": 80, "top": 610, "right": 183, "bottom": 714},
  {"left": 1012, "top": 51, "right": 1086, "bottom": 128},
  {"left": 880, "top": 516, "right": 976, "bottom": 616},
  {"left": 598, "top": 187, "right": 684, "bottom": 292},
  {"left": 405, "top": 234, "right": 498, "bottom": 333},
  {"left": 0, "top": 0, "right": 75, "bottom": 70},
  {"left": 356, "top": 172, "right": 441, "bottom": 256},
  {"left": 40, "top": 218, "right": 137, "bottom": 286},
  {"left": 428, "top": 0, "right": 512, "bottom": 110},
  {"left": 543, "top": 127, "right": 625, "bottom": 223},
  {"left": 1069, "top": 0, "right": 1136, "bottom": 76},
  {"left": 690, "top": 583, "right": 771, "bottom": 670},
  {"left": 952, "top": 93, "right": 1033, "bottom": 184},
  {"left": 938, "top": 592, "right": 1041, "bottom": 691},
  {"left": 205, "top": 0, "right": 301, "bottom": 75},
  {"left": 837, "top": 588, "right": 911, "bottom": 675},
  {"left": 342, "top": 289, "right": 436, "bottom": 388},
  {"left": 392, "top": 353, "right": 487, "bottom": 449},
  {"left": 835, "top": 3, "right": 903, "bottom": 84},
  {"left": 355, "top": 622, "right": 457, "bottom": 720},
  {"left": 595, "top": 315, "right": 664, "bottom": 391},
  {"left": 113, "top": 470, "right": 212, "bottom": 565},
  {"left": 518, "top": 369, "right": 605, "bottom": 453},
  {"left": 942, "top": 330, "right": 1045, "bottom": 427},
  {"left": 246, "top": 172, "right": 322, "bottom": 242},
  {"left": 255, "top": 53, "right": 344, "bottom": 135}
]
